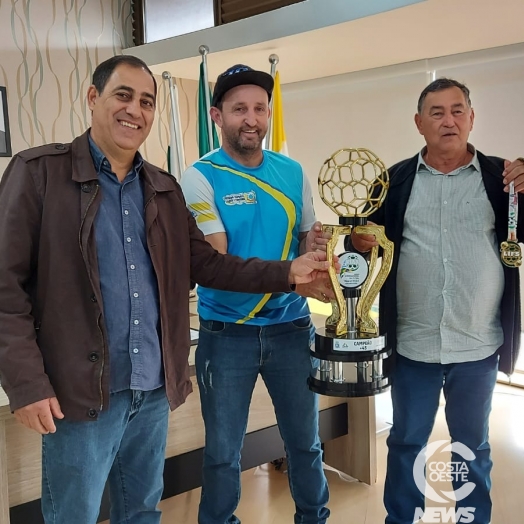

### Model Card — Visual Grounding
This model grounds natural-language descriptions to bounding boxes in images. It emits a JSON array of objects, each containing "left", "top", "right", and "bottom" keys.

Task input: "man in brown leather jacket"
[{"left": 0, "top": 55, "right": 330, "bottom": 524}]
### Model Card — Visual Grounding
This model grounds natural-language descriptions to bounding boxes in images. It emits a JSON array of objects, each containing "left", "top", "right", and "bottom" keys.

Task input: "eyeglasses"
[{"left": 221, "top": 66, "right": 250, "bottom": 77}]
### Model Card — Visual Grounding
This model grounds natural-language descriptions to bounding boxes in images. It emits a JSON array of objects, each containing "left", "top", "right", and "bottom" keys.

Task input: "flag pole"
[
  {"left": 265, "top": 53, "right": 279, "bottom": 150},
  {"left": 424, "top": 59, "right": 437, "bottom": 85},
  {"left": 162, "top": 71, "right": 185, "bottom": 180},
  {"left": 199, "top": 45, "right": 214, "bottom": 152}
]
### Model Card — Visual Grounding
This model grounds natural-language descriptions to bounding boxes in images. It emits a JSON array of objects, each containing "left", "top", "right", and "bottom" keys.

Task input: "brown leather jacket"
[{"left": 0, "top": 131, "right": 293, "bottom": 420}]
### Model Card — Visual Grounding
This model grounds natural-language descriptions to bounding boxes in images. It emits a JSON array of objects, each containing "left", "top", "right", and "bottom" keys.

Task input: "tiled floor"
[
  {"left": 104, "top": 294, "right": 524, "bottom": 522},
  {"left": 101, "top": 384, "right": 524, "bottom": 524}
]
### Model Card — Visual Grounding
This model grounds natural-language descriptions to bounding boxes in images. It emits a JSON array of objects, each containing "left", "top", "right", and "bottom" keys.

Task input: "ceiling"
[{"left": 138, "top": 0, "right": 524, "bottom": 85}]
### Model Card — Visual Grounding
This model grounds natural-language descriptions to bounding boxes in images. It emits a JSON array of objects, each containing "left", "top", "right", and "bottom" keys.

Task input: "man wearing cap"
[{"left": 181, "top": 65, "right": 331, "bottom": 524}]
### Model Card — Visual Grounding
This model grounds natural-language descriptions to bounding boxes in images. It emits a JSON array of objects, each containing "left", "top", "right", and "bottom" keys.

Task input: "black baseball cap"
[{"left": 211, "top": 64, "right": 274, "bottom": 108}]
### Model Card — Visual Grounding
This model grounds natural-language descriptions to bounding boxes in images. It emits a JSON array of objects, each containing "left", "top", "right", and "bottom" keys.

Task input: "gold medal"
[
  {"left": 500, "top": 240, "right": 522, "bottom": 268},
  {"left": 501, "top": 181, "right": 522, "bottom": 268}
]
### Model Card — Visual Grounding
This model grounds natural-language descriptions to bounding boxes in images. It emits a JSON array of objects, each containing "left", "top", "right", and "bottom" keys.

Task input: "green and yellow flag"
[
  {"left": 198, "top": 62, "right": 219, "bottom": 157},
  {"left": 270, "top": 71, "right": 288, "bottom": 156}
]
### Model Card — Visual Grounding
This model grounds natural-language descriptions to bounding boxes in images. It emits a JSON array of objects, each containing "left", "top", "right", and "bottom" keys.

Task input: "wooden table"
[{"left": 0, "top": 388, "right": 11, "bottom": 524}]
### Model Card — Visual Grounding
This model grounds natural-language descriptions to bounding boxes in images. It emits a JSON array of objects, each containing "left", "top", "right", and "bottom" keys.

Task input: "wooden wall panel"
[{"left": 217, "top": 0, "right": 304, "bottom": 24}]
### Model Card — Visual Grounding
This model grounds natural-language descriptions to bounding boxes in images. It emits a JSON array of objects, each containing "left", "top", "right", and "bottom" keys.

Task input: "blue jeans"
[
  {"left": 384, "top": 353, "right": 499, "bottom": 524},
  {"left": 41, "top": 387, "right": 169, "bottom": 524},
  {"left": 196, "top": 317, "right": 330, "bottom": 524}
]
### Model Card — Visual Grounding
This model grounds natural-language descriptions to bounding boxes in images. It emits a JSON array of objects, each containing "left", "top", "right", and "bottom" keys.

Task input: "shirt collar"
[
  {"left": 88, "top": 133, "right": 144, "bottom": 176},
  {"left": 218, "top": 146, "right": 265, "bottom": 171},
  {"left": 416, "top": 143, "right": 480, "bottom": 176}
]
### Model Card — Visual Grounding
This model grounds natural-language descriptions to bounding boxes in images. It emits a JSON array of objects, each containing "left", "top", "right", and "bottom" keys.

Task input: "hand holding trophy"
[{"left": 308, "top": 148, "right": 394, "bottom": 397}]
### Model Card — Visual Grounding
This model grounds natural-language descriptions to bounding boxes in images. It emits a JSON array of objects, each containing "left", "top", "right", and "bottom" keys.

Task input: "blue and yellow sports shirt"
[{"left": 181, "top": 147, "right": 316, "bottom": 325}]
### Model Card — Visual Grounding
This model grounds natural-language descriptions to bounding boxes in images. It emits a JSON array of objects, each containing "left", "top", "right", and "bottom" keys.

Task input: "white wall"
[
  {"left": 0, "top": 0, "right": 133, "bottom": 174},
  {"left": 282, "top": 51, "right": 524, "bottom": 227}
]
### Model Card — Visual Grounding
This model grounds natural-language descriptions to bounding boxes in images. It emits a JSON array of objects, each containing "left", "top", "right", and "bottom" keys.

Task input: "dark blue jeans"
[
  {"left": 384, "top": 353, "right": 499, "bottom": 524},
  {"left": 41, "top": 387, "right": 169, "bottom": 524},
  {"left": 196, "top": 317, "right": 330, "bottom": 524}
]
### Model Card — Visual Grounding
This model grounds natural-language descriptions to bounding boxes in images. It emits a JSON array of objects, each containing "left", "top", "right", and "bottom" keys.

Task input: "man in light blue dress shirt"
[{"left": 352, "top": 78, "right": 524, "bottom": 524}]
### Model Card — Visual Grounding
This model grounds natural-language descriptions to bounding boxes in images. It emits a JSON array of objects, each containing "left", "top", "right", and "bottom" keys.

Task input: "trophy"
[{"left": 308, "top": 148, "right": 394, "bottom": 397}]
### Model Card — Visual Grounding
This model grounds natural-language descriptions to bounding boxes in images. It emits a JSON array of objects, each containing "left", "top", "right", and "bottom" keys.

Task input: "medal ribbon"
[{"left": 508, "top": 181, "right": 518, "bottom": 241}]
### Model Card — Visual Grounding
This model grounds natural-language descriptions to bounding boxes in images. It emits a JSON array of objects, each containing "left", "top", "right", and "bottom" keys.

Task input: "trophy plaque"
[{"left": 308, "top": 148, "right": 394, "bottom": 397}]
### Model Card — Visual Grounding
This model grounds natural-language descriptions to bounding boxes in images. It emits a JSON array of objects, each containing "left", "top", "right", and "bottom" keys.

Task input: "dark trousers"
[{"left": 384, "top": 353, "right": 499, "bottom": 524}]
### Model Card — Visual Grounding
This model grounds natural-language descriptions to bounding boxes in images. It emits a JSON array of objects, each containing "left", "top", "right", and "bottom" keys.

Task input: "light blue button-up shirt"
[
  {"left": 89, "top": 135, "right": 164, "bottom": 392},
  {"left": 396, "top": 145, "right": 505, "bottom": 364}
]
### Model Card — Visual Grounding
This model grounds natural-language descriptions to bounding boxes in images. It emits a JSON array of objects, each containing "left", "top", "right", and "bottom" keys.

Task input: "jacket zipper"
[
  {"left": 78, "top": 184, "right": 106, "bottom": 411},
  {"left": 144, "top": 191, "right": 169, "bottom": 392},
  {"left": 96, "top": 313, "right": 105, "bottom": 410}
]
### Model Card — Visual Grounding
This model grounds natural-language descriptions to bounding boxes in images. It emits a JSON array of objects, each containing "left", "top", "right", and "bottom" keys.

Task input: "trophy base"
[
  {"left": 308, "top": 327, "right": 392, "bottom": 398},
  {"left": 308, "top": 371, "right": 390, "bottom": 397}
]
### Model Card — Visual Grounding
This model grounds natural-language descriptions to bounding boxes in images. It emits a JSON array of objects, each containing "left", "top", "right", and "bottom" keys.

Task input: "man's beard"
[{"left": 224, "top": 126, "right": 266, "bottom": 157}]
